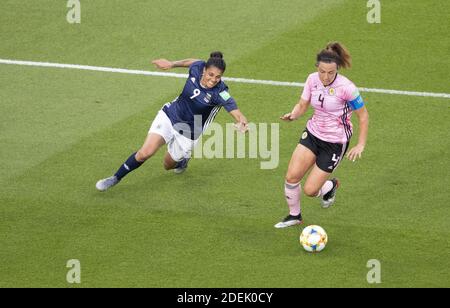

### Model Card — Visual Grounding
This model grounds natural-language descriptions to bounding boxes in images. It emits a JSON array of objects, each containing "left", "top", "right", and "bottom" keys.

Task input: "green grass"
[{"left": 0, "top": 0, "right": 449, "bottom": 288}]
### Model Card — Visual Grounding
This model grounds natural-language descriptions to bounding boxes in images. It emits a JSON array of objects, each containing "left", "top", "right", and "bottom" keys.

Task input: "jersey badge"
[{"left": 219, "top": 91, "right": 231, "bottom": 101}]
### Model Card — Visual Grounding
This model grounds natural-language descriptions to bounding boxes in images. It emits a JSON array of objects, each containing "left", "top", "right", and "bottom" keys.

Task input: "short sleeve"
[
  {"left": 217, "top": 87, "right": 238, "bottom": 112},
  {"left": 343, "top": 82, "right": 365, "bottom": 111},
  {"left": 301, "top": 75, "right": 312, "bottom": 101}
]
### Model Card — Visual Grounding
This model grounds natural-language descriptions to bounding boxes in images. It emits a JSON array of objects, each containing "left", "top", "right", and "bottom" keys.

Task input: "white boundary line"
[{"left": 1, "top": 59, "right": 449, "bottom": 99}]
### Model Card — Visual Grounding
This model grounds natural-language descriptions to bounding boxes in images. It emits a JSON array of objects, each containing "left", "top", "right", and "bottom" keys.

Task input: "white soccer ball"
[{"left": 300, "top": 225, "right": 328, "bottom": 252}]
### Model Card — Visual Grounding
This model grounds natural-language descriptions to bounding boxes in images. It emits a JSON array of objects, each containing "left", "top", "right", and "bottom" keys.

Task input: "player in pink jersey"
[{"left": 275, "top": 42, "right": 369, "bottom": 228}]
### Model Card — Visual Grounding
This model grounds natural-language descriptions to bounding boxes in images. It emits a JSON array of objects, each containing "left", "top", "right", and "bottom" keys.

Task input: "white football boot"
[{"left": 96, "top": 176, "right": 119, "bottom": 192}]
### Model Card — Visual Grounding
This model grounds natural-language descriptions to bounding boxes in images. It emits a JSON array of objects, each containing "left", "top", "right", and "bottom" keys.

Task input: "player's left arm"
[
  {"left": 229, "top": 109, "right": 249, "bottom": 133},
  {"left": 347, "top": 105, "right": 369, "bottom": 161},
  {"left": 217, "top": 88, "right": 249, "bottom": 133}
]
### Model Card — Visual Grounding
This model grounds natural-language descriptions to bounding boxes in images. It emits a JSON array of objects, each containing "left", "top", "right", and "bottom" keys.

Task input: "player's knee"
[
  {"left": 163, "top": 156, "right": 177, "bottom": 170},
  {"left": 303, "top": 185, "right": 318, "bottom": 197},
  {"left": 285, "top": 174, "right": 301, "bottom": 185},
  {"left": 163, "top": 161, "right": 173, "bottom": 170},
  {"left": 136, "top": 148, "right": 155, "bottom": 162}
]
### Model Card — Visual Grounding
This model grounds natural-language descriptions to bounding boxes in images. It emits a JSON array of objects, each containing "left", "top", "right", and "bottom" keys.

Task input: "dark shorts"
[{"left": 299, "top": 128, "right": 349, "bottom": 173}]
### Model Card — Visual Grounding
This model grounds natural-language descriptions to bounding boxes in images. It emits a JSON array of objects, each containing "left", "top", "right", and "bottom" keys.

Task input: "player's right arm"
[
  {"left": 152, "top": 58, "right": 201, "bottom": 70},
  {"left": 280, "top": 98, "right": 310, "bottom": 121},
  {"left": 281, "top": 74, "right": 312, "bottom": 121}
]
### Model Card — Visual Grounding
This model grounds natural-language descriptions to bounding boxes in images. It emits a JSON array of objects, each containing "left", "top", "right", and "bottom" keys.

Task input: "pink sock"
[
  {"left": 317, "top": 180, "right": 333, "bottom": 197},
  {"left": 285, "top": 182, "right": 301, "bottom": 216}
]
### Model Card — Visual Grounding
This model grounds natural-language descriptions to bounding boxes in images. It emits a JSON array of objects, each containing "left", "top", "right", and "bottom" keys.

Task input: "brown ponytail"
[{"left": 317, "top": 42, "right": 352, "bottom": 69}]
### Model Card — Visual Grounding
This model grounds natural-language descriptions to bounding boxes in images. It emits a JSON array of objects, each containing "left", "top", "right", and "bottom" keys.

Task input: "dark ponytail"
[
  {"left": 316, "top": 42, "right": 352, "bottom": 69},
  {"left": 206, "top": 51, "right": 226, "bottom": 73}
]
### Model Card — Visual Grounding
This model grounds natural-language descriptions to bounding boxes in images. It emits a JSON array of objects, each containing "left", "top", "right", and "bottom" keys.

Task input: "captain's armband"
[{"left": 348, "top": 95, "right": 364, "bottom": 110}]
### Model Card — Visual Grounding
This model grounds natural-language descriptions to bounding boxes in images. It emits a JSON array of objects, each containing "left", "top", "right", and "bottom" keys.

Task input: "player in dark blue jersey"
[{"left": 96, "top": 52, "right": 248, "bottom": 191}]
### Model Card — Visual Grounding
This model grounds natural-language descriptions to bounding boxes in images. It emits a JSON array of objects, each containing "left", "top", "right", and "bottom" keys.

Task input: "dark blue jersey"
[{"left": 162, "top": 61, "right": 238, "bottom": 140}]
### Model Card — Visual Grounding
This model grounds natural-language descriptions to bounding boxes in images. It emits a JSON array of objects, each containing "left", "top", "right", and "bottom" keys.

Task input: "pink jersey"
[{"left": 301, "top": 72, "right": 364, "bottom": 144}]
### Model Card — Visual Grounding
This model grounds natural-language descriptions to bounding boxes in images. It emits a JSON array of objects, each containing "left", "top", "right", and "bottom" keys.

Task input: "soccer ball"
[{"left": 300, "top": 225, "right": 328, "bottom": 252}]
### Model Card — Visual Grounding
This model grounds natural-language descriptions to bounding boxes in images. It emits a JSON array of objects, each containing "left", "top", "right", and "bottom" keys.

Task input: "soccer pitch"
[{"left": 0, "top": 0, "right": 449, "bottom": 288}]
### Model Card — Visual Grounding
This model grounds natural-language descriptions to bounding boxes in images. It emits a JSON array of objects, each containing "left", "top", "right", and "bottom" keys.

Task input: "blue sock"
[{"left": 114, "top": 152, "right": 143, "bottom": 181}]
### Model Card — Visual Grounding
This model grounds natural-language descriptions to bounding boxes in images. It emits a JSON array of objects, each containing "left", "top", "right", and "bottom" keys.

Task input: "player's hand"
[
  {"left": 152, "top": 59, "right": 173, "bottom": 70},
  {"left": 280, "top": 113, "right": 295, "bottom": 121},
  {"left": 234, "top": 117, "right": 249, "bottom": 133},
  {"left": 347, "top": 144, "right": 365, "bottom": 162}
]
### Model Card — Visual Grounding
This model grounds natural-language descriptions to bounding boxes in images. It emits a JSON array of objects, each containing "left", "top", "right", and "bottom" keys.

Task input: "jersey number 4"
[
  {"left": 332, "top": 154, "right": 340, "bottom": 167},
  {"left": 318, "top": 94, "right": 325, "bottom": 108}
]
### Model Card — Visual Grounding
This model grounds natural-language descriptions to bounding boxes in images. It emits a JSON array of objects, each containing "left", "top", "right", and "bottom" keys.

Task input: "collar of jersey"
[{"left": 321, "top": 73, "right": 338, "bottom": 88}]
